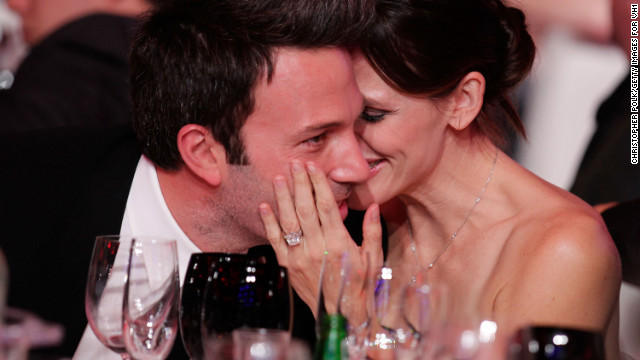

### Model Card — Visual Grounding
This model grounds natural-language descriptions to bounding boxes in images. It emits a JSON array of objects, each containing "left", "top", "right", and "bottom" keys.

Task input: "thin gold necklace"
[{"left": 409, "top": 150, "right": 498, "bottom": 281}]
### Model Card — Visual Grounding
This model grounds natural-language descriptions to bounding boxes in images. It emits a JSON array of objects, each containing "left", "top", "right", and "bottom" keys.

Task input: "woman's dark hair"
[
  {"left": 362, "top": 0, "right": 535, "bottom": 146},
  {"left": 130, "top": 0, "right": 374, "bottom": 170}
]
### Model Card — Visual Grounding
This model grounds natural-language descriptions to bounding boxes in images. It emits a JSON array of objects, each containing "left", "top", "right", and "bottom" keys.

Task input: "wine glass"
[
  {"left": 200, "top": 262, "right": 292, "bottom": 359},
  {"left": 367, "top": 265, "right": 412, "bottom": 360},
  {"left": 395, "top": 280, "right": 443, "bottom": 360},
  {"left": 205, "top": 330, "right": 312, "bottom": 360},
  {"left": 401, "top": 277, "right": 454, "bottom": 360},
  {"left": 506, "top": 325, "right": 605, "bottom": 360},
  {"left": 85, "top": 235, "right": 133, "bottom": 359},
  {"left": 180, "top": 253, "right": 266, "bottom": 360},
  {"left": 411, "top": 277, "right": 494, "bottom": 360},
  {"left": 368, "top": 265, "right": 457, "bottom": 360},
  {"left": 122, "top": 237, "right": 180, "bottom": 360},
  {"left": 316, "top": 252, "right": 370, "bottom": 360}
]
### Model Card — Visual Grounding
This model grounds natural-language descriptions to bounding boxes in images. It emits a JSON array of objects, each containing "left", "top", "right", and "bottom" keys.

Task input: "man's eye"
[
  {"left": 303, "top": 133, "right": 327, "bottom": 145},
  {"left": 360, "top": 108, "right": 387, "bottom": 123}
]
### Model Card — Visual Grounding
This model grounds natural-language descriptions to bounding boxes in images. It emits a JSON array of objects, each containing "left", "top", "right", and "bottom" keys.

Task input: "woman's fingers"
[
  {"left": 259, "top": 202, "right": 290, "bottom": 265},
  {"left": 362, "top": 203, "right": 384, "bottom": 272},
  {"left": 273, "top": 175, "right": 303, "bottom": 247},
  {"left": 290, "top": 161, "right": 324, "bottom": 256},
  {"left": 305, "top": 161, "right": 352, "bottom": 253},
  {"left": 261, "top": 172, "right": 323, "bottom": 309},
  {"left": 259, "top": 162, "right": 383, "bottom": 318}
]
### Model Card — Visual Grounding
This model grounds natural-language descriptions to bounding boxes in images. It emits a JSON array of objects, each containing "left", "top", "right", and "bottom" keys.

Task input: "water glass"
[
  {"left": 123, "top": 237, "right": 180, "bottom": 360},
  {"left": 180, "top": 253, "right": 266, "bottom": 360}
]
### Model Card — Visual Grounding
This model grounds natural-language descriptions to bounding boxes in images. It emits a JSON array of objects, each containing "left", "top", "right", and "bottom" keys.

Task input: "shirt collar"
[{"left": 120, "top": 156, "right": 201, "bottom": 284}]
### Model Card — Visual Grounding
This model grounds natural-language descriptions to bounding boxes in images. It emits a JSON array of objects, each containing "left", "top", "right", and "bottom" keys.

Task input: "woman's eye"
[{"left": 360, "top": 108, "right": 387, "bottom": 123}]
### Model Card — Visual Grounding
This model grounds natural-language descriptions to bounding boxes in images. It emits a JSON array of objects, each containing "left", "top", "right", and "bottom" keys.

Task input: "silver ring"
[{"left": 283, "top": 230, "right": 303, "bottom": 246}]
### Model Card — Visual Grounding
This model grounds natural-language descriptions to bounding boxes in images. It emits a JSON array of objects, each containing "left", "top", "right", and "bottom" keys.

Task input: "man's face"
[
  {"left": 220, "top": 47, "right": 370, "bottom": 240},
  {"left": 611, "top": 0, "right": 631, "bottom": 55},
  {"left": 7, "top": 0, "right": 94, "bottom": 44}
]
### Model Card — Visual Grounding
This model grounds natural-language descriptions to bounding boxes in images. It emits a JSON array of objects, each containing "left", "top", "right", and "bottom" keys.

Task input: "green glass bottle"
[{"left": 315, "top": 313, "right": 348, "bottom": 360}]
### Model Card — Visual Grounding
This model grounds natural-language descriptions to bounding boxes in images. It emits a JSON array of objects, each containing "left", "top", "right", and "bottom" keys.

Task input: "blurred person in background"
[
  {"left": 502, "top": 0, "right": 615, "bottom": 157},
  {"left": 0, "top": 0, "right": 26, "bottom": 76},
  {"left": 0, "top": 0, "right": 160, "bottom": 132},
  {"left": 576, "top": 2, "right": 640, "bottom": 357},
  {"left": 508, "top": 0, "right": 613, "bottom": 43},
  {"left": 570, "top": 0, "right": 640, "bottom": 205}
]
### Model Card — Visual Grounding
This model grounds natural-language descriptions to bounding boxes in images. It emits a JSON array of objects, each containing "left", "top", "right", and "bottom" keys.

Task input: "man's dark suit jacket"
[
  {"left": 0, "top": 14, "right": 138, "bottom": 132},
  {"left": 601, "top": 199, "right": 640, "bottom": 287},
  {"left": 0, "top": 125, "right": 141, "bottom": 356},
  {"left": 571, "top": 73, "right": 640, "bottom": 204},
  {"left": 0, "top": 125, "right": 316, "bottom": 358},
  {"left": 569, "top": 73, "right": 640, "bottom": 288}
]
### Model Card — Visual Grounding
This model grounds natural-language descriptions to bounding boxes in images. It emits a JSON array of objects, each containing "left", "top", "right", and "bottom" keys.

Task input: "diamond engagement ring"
[{"left": 284, "top": 230, "right": 303, "bottom": 246}]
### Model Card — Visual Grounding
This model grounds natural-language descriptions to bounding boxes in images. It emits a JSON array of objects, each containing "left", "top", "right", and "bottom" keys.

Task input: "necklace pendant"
[{"left": 405, "top": 150, "right": 498, "bottom": 276}]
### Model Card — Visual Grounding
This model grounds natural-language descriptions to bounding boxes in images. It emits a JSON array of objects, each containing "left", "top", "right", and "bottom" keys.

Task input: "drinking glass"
[
  {"left": 316, "top": 252, "right": 370, "bottom": 360},
  {"left": 85, "top": 235, "right": 132, "bottom": 359},
  {"left": 419, "top": 285, "right": 495, "bottom": 360},
  {"left": 395, "top": 279, "right": 449, "bottom": 360},
  {"left": 205, "top": 330, "right": 312, "bottom": 360},
  {"left": 506, "top": 326, "right": 605, "bottom": 360},
  {"left": 367, "top": 266, "right": 412, "bottom": 360},
  {"left": 180, "top": 253, "right": 266, "bottom": 360},
  {"left": 123, "top": 237, "right": 180, "bottom": 360},
  {"left": 201, "top": 262, "right": 292, "bottom": 359},
  {"left": 207, "top": 329, "right": 311, "bottom": 360}
]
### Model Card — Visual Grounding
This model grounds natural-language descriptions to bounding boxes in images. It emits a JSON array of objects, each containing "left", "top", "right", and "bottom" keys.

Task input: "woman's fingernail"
[
  {"left": 259, "top": 204, "right": 269, "bottom": 216},
  {"left": 290, "top": 161, "right": 303, "bottom": 173},
  {"left": 305, "top": 162, "right": 317, "bottom": 174},
  {"left": 371, "top": 204, "right": 380, "bottom": 223},
  {"left": 274, "top": 176, "right": 286, "bottom": 189}
]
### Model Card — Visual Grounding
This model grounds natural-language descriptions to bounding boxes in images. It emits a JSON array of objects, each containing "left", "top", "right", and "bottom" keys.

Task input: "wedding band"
[{"left": 284, "top": 230, "right": 303, "bottom": 246}]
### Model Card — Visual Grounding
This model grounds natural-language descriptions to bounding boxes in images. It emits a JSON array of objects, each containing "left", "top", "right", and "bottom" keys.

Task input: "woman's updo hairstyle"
[{"left": 361, "top": 0, "right": 535, "bottom": 147}]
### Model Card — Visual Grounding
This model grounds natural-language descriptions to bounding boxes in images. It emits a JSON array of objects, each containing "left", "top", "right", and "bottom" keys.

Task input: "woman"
[{"left": 259, "top": 0, "right": 621, "bottom": 358}]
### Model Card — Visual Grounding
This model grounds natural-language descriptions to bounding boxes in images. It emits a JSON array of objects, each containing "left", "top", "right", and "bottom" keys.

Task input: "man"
[
  {"left": 0, "top": 0, "right": 373, "bottom": 357},
  {"left": 0, "top": 0, "right": 158, "bottom": 131},
  {"left": 588, "top": 0, "right": 640, "bottom": 289},
  {"left": 0, "top": 0, "right": 26, "bottom": 73},
  {"left": 569, "top": 0, "right": 640, "bottom": 205}
]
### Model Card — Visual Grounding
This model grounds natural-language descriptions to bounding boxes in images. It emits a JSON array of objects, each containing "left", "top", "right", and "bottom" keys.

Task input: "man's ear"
[
  {"left": 177, "top": 124, "right": 226, "bottom": 187},
  {"left": 446, "top": 71, "right": 485, "bottom": 131}
]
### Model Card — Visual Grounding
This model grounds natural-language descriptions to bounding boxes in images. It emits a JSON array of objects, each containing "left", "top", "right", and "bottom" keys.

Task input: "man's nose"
[{"left": 327, "top": 134, "right": 370, "bottom": 185}]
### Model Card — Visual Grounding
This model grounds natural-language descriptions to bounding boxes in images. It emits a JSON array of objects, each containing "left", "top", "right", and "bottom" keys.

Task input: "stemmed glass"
[
  {"left": 368, "top": 266, "right": 412, "bottom": 359},
  {"left": 506, "top": 326, "right": 605, "bottom": 360},
  {"left": 406, "top": 269, "right": 494, "bottom": 360},
  {"left": 316, "top": 252, "right": 370, "bottom": 360},
  {"left": 368, "top": 265, "right": 456, "bottom": 360},
  {"left": 399, "top": 275, "right": 449, "bottom": 360},
  {"left": 122, "top": 237, "right": 180, "bottom": 360},
  {"left": 179, "top": 253, "right": 266, "bottom": 360},
  {"left": 200, "top": 261, "right": 293, "bottom": 359},
  {"left": 85, "top": 235, "right": 133, "bottom": 359}
]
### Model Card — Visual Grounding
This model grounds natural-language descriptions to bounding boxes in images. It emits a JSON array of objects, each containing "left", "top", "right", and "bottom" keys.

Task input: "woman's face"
[{"left": 348, "top": 52, "right": 453, "bottom": 210}]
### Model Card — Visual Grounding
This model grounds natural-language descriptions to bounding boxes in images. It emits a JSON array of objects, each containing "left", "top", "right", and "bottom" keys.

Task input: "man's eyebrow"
[{"left": 298, "top": 121, "right": 344, "bottom": 135}]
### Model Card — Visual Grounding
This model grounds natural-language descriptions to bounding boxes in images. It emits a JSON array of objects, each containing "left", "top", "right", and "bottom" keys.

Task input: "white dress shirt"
[{"left": 73, "top": 156, "right": 201, "bottom": 360}]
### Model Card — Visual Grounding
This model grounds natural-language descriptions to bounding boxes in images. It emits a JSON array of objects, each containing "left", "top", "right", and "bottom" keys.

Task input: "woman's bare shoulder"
[
  {"left": 494, "top": 191, "right": 621, "bottom": 328},
  {"left": 506, "top": 189, "right": 619, "bottom": 273}
]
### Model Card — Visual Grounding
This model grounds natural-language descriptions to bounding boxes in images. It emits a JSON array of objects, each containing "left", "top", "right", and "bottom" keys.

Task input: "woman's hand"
[{"left": 259, "top": 160, "right": 383, "bottom": 317}]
